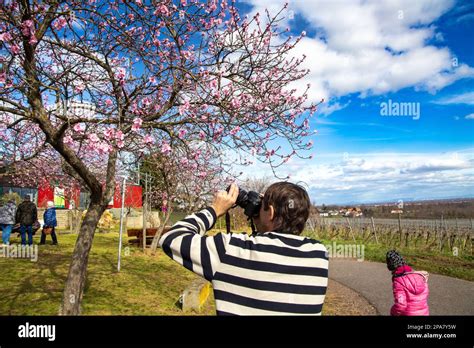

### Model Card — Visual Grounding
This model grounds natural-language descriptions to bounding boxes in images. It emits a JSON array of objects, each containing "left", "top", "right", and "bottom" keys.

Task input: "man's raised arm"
[{"left": 158, "top": 184, "right": 239, "bottom": 281}]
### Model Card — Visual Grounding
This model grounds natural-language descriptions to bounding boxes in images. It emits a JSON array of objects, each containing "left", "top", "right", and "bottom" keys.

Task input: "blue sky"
[{"left": 236, "top": 0, "right": 474, "bottom": 204}]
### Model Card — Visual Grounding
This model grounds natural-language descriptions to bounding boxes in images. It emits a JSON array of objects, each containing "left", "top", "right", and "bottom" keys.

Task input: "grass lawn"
[
  {"left": 302, "top": 232, "right": 474, "bottom": 281},
  {"left": 0, "top": 230, "right": 362, "bottom": 316},
  {"left": 6, "top": 226, "right": 466, "bottom": 316},
  {"left": 0, "top": 232, "right": 215, "bottom": 315}
]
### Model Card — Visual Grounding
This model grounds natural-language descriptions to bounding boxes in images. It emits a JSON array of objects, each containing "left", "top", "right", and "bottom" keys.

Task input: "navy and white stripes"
[{"left": 159, "top": 207, "right": 328, "bottom": 315}]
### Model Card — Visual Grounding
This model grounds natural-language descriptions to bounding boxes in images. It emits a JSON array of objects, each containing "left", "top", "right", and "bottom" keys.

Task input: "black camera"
[{"left": 227, "top": 186, "right": 262, "bottom": 218}]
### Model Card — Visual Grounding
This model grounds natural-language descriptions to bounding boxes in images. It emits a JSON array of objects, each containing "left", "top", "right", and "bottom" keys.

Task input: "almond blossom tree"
[
  {"left": 138, "top": 143, "right": 228, "bottom": 252},
  {"left": 0, "top": 0, "right": 320, "bottom": 315}
]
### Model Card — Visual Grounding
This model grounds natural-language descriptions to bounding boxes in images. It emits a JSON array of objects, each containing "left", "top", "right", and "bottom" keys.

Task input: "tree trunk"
[
  {"left": 59, "top": 201, "right": 106, "bottom": 315},
  {"left": 150, "top": 208, "right": 173, "bottom": 254}
]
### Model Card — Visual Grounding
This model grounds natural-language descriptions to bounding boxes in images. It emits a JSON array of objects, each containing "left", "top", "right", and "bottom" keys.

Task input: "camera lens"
[{"left": 226, "top": 186, "right": 261, "bottom": 218}]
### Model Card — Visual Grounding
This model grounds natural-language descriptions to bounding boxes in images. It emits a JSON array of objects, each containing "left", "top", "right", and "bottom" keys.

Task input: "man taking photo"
[{"left": 159, "top": 182, "right": 328, "bottom": 315}]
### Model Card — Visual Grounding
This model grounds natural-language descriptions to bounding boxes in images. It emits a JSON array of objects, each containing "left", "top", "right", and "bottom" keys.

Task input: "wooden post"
[
  {"left": 398, "top": 213, "right": 402, "bottom": 246},
  {"left": 345, "top": 217, "right": 356, "bottom": 243},
  {"left": 68, "top": 210, "right": 73, "bottom": 232},
  {"left": 371, "top": 217, "right": 378, "bottom": 244},
  {"left": 438, "top": 215, "right": 444, "bottom": 251}
]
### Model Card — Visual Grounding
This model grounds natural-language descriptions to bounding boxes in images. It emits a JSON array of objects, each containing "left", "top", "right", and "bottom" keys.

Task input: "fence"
[{"left": 306, "top": 215, "right": 473, "bottom": 254}]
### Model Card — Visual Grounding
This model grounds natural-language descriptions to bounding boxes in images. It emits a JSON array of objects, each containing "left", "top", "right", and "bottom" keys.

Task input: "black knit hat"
[{"left": 386, "top": 250, "right": 406, "bottom": 271}]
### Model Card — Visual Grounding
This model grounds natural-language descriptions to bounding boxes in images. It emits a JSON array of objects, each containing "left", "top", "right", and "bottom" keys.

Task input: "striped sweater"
[{"left": 159, "top": 207, "right": 329, "bottom": 315}]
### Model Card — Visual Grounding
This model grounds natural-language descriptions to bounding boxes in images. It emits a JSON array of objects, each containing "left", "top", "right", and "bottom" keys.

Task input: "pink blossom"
[
  {"left": 142, "top": 97, "right": 151, "bottom": 106},
  {"left": 144, "top": 134, "right": 153, "bottom": 144},
  {"left": 28, "top": 35, "right": 38, "bottom": 45},
  {"left": 103, "top": 128, "right": 114, "bottom": 140},
  {"left": 0, "top": 32, "right": 12, "bottom": 42},
  {"left": 156, "top": 4, "right": 170, "bottom": 16},
  {"left": 97, "top": 142, "right": 111, "bottom": 154},
  {"left": 182, "top": 50, "right": 194, "bottom": 60},
  {"left": 230, "top": 97, "right": 241, "bottom": 108},
  {"left": 178, "top": 129, "right": 187, "bottom": 139},
  {"left": 115, "top": 130, "right": 124, "bottom": 141},
  {"left": 88, "top": 133, "right": 100, "bottom": 142},
  {"left": 132, "top": 117, "right": 143, "bottom": 131},
  {"left": 10, "top": 44, "right": 20, "bottom": 54},
  {"left": 116, "top": 67, "right": 126, "bottom": 80},
  {"left": 63, "top": 135, "right": 74, "bottom": 146},
  {"left": 53, "top": 17, "right": 68, "bottom": 31},
  {"left": 209, "top": 78, "right": 218, "bottom": 89},
  {"left": 179, "top": 100, "right": 190, "bottom": 115},
  {"left": 73, "top": 123, "right": 85, "bottom": 133},
  {"left": 161, "top": 142, "right": 171, "bottom": 155},
  {"left": 74, "top": 82, "right": 85, "bottom": 93},
  {"left": 0, "top": 72, "right": 6, "bottom": 84},
  {"left": 105, "top": 99, "right": 113, "bottom": 107},
  {"left": 21, "top": 20, "right": 35, "bottom": 37},
  {"left": 199, "top": 130, "right": 206, "bottom": 140},
  {"left": 230, "top": 126, "right": 240, "bottom": 135}
]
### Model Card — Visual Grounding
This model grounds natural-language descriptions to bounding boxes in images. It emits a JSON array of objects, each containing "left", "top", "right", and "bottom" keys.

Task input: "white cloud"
[
  {"left": 434, "top": 91, "right": 474, "bottom": 105},
  {"left": 246, "top": 0, "right": 474, "bottom": 103},
  {"left": 465, "top": 113, "right": 474, "bottom": 119},
  {"left": 318, "top": 101, "right": 350, "bottom": 116},
  {"left": 239, "top": 151, "right": 474, "bottom": 204}
]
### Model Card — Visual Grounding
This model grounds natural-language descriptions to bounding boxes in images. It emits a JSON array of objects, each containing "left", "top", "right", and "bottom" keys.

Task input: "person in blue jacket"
[{"left": 41, "top": 201, "right": 58, "bottom": 245}]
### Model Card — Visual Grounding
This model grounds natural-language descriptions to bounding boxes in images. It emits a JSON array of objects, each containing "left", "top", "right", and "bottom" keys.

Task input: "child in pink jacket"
[{"left": 386, "top": 250, "right": 429, "bottom": 316}]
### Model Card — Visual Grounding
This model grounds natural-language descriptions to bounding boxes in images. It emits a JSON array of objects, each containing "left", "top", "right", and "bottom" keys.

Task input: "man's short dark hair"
[{"left": 262, "top": 182, "right": 311, "bottom": 235}]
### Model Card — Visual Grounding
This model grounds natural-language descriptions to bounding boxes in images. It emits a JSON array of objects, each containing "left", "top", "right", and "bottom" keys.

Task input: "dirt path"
[
  {"left": 329, "top": 259, "right": 474, "bottom": 315},
  {"left": 324, "top": 279, "right": 377, "bottom": 315}
]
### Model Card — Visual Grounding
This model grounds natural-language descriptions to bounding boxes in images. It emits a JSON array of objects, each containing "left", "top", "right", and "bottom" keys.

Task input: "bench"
[{"left": 127, "top": 227, "right": 171, "bottom": 246}]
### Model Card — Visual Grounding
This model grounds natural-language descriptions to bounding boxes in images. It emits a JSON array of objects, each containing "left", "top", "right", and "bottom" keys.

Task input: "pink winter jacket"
[{"left": 390, "top": 265, "right": 429, "bottom": 316}]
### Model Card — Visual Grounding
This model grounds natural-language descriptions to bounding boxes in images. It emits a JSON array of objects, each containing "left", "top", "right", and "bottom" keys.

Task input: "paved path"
[{"left": 329, "top": 259, "right": 474, "bottom": 315}]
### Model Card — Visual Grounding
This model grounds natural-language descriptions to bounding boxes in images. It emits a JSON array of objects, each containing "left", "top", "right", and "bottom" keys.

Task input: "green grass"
[
  {"left": 303, "top": 231, "right": 474, "bottom": 281},
  {"left": 0, "top": 229, "right": 353, "bottom": 316},
  {"left": 0, "top": 232, "right": 215, "bottom": 315},
  {"left": 6, "top": 226, "right": 467, "bottom": 316}
]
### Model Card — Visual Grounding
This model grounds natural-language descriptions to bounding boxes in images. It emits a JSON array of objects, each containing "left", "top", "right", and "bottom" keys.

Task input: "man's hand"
[{"left": 211, "top": 183, "right": 239, "bottom": 218}]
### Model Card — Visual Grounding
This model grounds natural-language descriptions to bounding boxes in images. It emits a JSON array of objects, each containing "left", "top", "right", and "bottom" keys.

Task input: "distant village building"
[
  {"left": 317, "top": 206, "right": 364, "bottom": 218},
  {"left": 343, "top": 207, "right": 363, "bottom": 217}
]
